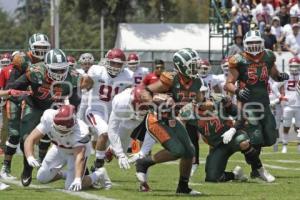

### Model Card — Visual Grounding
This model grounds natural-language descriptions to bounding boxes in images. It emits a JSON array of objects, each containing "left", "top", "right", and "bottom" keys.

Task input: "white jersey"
[
  {"left": 76, "top": 68, "right": 85, "bottom": 75},
  {"left": 268, "top": 78, "right": 283, "bottom": 102},
  {"left": 125, "top": 67, "right": 149, "bottom": 85},
  {"left": 108, "top": 88, "right": 144, "bottom": 157},
  {"left": 202, "top": 74, "right": 222, "bottom": 94},
  {"left": 87, "top": 65, "right": 133, "bottom": 113},
  {"left": 36, "top": 109, "right": 90, "bottom": 154},
  {"left": 216, "top": 74, "right": 226, "bottom": 94},
  {"left": 283, "top": 74, "right": 300, "bottom": 107}
]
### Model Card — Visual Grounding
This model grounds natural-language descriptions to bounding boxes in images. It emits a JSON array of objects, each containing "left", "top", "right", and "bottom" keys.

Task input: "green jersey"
[
  {"left": 228, "top": 49, "right": 276, "bottom": 105},
  {"left": 12, "top": 63, "right": 80, "bottom": 110}
]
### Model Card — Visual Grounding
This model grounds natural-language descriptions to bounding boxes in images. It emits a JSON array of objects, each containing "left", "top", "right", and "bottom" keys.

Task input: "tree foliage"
[{"left": 0, "top": 0, "right": 209, "bottom": 52}]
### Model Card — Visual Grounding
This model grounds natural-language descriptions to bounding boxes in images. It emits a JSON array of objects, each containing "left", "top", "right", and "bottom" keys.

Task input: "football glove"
[
  {"left": 221, "top": 128, "right": 236, "bottom": 144},
  {"left": 235, "top": 88, "right": 250, "bottom": 102},
  {"left": 118, "top": 154, "right": 130, "bottom": 170},
  {"left": 68, "top": 177, "right": 82, "bottom": 191},
  {"left": 27, "top": 156, "right": 40, "bottom": 168},
  {"left": 277, "top": 73, "right": 289, "bottom": 81},
  {"left": 128, "top": 151, "right": 145, "bottom": 164}
]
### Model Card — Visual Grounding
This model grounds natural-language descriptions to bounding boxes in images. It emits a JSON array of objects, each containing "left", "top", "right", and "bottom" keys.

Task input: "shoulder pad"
[
  {"left": 160, "top": 72, "right": 176, "bottom": 87},
  {"left": 264, "top": 49, "right": 276, "bottom": 63},
  {"left": 228, "top": 54, "right": 241, "bottom": 69},
  {"left": 26, "top": 64, "right": 46, "bottom": 84}
]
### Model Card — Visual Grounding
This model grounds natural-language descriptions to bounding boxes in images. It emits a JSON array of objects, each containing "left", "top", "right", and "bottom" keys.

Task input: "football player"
[
  {"left": 280, "top": 57, "right": 300, "bottom": 153},
  {"left": 142, "top": 59, "right": 165, "bottom": 86},
  {"left": 67, "top": 55, "right": 77, "bottom": 69},
  {"left": 80, "top": 48, "right": 133, "bottom": 180},
  {"left": 24, "top": 105, "right": 111, "bottom": 191},
  {"left": 126, "top": 53, "right": 149, "bottom": 85},
  {"left": 0, "top": 53, "right": 12, "bottom": 69},
  {"left": 0, "top": 33, "right": 51, "bottom": 180},
  {"left": 7, "top": 48, "right": 81, "bottom": 186},
  {"left": 225, "top": 30, "right": 289, "bottom": 179}
]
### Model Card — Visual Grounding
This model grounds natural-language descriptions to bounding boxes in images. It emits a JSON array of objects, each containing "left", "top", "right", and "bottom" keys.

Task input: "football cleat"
[
  {"left": 0, "top": 182, "right": 10, "bottom": 190},
  {"left": 190, "top": 164, "right": 199, "bottom": 177},
  {"left": 94, "top": 168, "right": 112, "bottom": 190},
  {"left": 176, "top": 187, "right": 202, "bottom": 196},
  {"left": 233, "top": 166, "right": 248, "bottom": 182},
  {"left": 251, "top": 167, "right": 275, "bottom": 183},
  {"left": 139, "top": 182, "right": 151, "bottom": 192},
  {"left": 21, "top": 167, "right": 33, "bottom": 187},
  {"left": 281, "top": 145, "right": 287, "bottom": 154},
  {"left": 0, "top": 166, "right": 16, "bottom": 180}
]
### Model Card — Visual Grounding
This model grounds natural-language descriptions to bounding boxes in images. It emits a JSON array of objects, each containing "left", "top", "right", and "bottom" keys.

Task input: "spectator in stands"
[
  {"left": 235, "top": 5, "right": 252, "bottom": 37},
  {"left": 271, "top": 16, "right": 285, "bottom": 51},
  {"left": 285, "top": 23, "right": 300, "bottom": 55},
  {"left": 290, "top": 0, "right": 300, "bottom": 17},
  {"left": 276, "top": 4, "right": 290, "bottom": 27},
  {"left": 228, "top": 33, "right": 244, "bottom": 55},
  {"left": 262, "top": 24, "right": 278, "bottom": 50},
  {"left": 283, "top": 13, "right": 298, "bottom": 36},
  {"left": 252, "top": 0, "right": 275, "bottom": 32}
]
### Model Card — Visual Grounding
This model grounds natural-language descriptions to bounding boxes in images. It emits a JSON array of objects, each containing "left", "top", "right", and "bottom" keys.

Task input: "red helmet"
[
  {"left": 198, "top": 59, "right": 211, "bottom": 78},
  {"left": 0, "top": 53, "right": 12, "bottom": 67},
  {"left": 127, "top": 53, "right": 140, "bottom": 71},
  {"left": 131, "top": 85, "right": 151, "bottom": 114},
  {"left": 53, "top": 105, "right": 76, "bottom": 135},
  {"left": 289, "top": 57, "right": 300, "bottom": 75},
  {"left": 105, "top": 48, "right": 126, "bottom": 76},
  {"left": 67, "top": 56, "right": 76, "bottom": 67},
  {"left": 221, "top": 57, "right": 229, "bottom": 76}
]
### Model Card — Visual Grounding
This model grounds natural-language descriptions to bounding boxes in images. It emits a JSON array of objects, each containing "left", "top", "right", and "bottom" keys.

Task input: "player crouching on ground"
[{"left": 24, "top": 105, "right": 110, "bottom": 191}]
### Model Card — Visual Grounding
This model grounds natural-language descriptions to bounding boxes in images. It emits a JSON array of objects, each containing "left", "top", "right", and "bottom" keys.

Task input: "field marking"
[
  {"left": 1, "top": 179, "right": 116, "bottom": 200},
  {"left": 265, "top": 159, "right": 300, "bottom": 164}
]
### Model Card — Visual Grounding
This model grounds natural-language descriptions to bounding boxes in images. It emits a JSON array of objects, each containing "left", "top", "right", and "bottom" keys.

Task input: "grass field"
[{"left": 0, "top": 143, "right": 299, "bottom": 200}]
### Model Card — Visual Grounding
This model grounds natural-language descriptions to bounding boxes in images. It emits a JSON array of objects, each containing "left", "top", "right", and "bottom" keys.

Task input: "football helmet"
[
  {"left": 28, "top": 33, "right": 51, "bottom": 60},
  {"left": 243, "top": 30, "right": 265, "bottom": 56},
  {"left": 53, "top": 105, "right": 76, "bottom": 136},
  {"left": 45, "top": 49, "right": 69, "bottom": 81},
  {"left": 79, "top": 53, "right": 94, "bottom": 72},
  {"left": 173, "top": 48, "right": 199, "bottom": 79},
  {"left": 131, "top": 85, "right": 151, "bottom": 113},
  {"left": 67, "top": 56, "right": 76, "bottom": 68},
  {"left": 221, "top": 57, "right": 229, "bottom": 76},
  {"left": 0, "top": 53, "right": 12, "bottom": 67},
  {"left": 127, "top": 53, "right": 140, "bottom": 71},
  {"left": 289, "top": 57, "right": 300, "bottom": 75},
  {"left": 198, "top": 59, "right": 211, "bottom": 78},
  {"left": 105, "top": 48, "right": 126, "bottom": 76}
]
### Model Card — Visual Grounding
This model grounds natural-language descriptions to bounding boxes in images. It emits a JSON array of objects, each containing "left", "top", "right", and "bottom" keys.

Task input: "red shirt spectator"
[
  {"left": 142, "top": 59, "right": 165, "bottom": 85},
  {"left": 0, "top": 64, "right": 13, "bottom": 89}
]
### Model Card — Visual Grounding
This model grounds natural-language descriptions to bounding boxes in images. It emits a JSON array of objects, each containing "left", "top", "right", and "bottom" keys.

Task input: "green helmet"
[
  {"left": 173, "top": 48, "right": 199, "bottom": 79},
  {"left": 45, "top": 48, "right": 69, "bottom": 81},
  {"left": 28, "top": 33, "right": 50, "bottom": 60}
]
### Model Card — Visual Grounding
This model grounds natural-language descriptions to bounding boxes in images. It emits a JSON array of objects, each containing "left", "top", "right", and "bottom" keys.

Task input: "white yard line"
[
  {"left": 1, "top": 179, "right": 116, "bottom": 200},
  {"left": 264, "top": 159, "right": 300, "bottom": 164}
]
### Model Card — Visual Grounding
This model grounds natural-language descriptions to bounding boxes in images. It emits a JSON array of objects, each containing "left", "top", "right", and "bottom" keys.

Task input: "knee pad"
[{"left": 5, "top": 135, "right": 20, "bottom": 155}]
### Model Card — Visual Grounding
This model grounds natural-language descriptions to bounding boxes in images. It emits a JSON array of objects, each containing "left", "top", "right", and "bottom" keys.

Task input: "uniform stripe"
[{"left": 89, "top": 113, "right": 97, "bottom": 125}]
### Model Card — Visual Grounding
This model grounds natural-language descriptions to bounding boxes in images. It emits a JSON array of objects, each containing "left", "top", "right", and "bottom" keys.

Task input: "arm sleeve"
[
  {"left": 140, "top": 131, "right": 156, "bottom": 155},
  {"left": 69, "top": 87, "right": 81, "bottom": 110},
  {"left": 107, "top": 111, "right": 124, "bottom": 157},
  {"left": 36, "top": 112, "right": 51, "bottom": 135}
]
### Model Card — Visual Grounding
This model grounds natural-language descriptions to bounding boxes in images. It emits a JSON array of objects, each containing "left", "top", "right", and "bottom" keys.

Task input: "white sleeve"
[
  {"left": 36, "top": 110, "right": 53, "bottom": 135},
  {"left": 77, "top": 90, "right": 89, "bottom": 120},
  {"left": 140, "top": 131, "right": 156, "bottom": 155},
  {"left": 108, "top": 110, "right": 124, "bottom": 157}
]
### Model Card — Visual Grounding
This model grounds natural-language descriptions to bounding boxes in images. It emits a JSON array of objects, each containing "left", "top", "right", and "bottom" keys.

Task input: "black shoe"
[
  {"left": 21, "top": 167, "right": 33, "bottom": 187},
  {"left": 90, "top": 159, "right": 104, "bottom": 172},
  {"left": 176, "top": 187, "right": 202, "bottom": 195},
  {"left": 250, "top": 169, "right": 259, "bottom": 179}
]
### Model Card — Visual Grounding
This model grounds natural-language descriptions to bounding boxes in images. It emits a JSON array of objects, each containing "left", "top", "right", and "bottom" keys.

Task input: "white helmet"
[
  {"left": 198, "top": 59, "right": 211, "bottom": 78},
  {"left": 79, "top": 53, "right": 94, "bottom": 65},
  {"left": 243, "top": 30, "right": 265, "bottom": 56},
  {"left": 29, "top": 33, "right": 51, "bottom": 60},
  {"left": 45, "top": 49, "right": 69, "bottom": 81}
]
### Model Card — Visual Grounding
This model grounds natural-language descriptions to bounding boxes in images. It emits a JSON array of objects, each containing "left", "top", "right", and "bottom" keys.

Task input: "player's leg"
[
  {"left": 260, "top": 106, "right": 278, "bottom": 147},
  {"left": 282, "top": 106, "right": 293, "bottom": 153},
  {"left": 272, "top": 104, "right": 282, "bottom": 152},
  {"left": 0, "top": 104, "right": 8, "bottom": 154},
  {"left": 37, "top": 145, "right": 66, "bottom": 184},
  {"left": 0, "top": 101, "right": 21, "bottom": 180},
  {"left": 294, "top": 109, "right": 300, "bottom": 152},
  {"left": 20, "top": 105, "right": 44, "bottom": 186},
  {"left": 185, "top": 123, "right": 199, "bottom": 177},
  {"left": 85, "top": 110, "right": 109, "bottom": 169}
]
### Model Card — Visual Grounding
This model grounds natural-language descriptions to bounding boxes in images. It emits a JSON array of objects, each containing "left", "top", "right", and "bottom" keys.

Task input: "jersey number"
[
  {"left": 99, "top": 85, "right": 119, "bottom": 102},
  {"left": 134, "top": 76, "right": 143, "bottom": 85},
  {"left": 247, "top": 66, "right": 268, "bottom": 85},
  {"left": 198, "top": 118, "right": 224, "bottom": 136},
  {"left": 37, "top": 87, "right": 62, "bottom": 100},
  {"left": 287, "top": 80, "right": 297, "bottom": 91}
]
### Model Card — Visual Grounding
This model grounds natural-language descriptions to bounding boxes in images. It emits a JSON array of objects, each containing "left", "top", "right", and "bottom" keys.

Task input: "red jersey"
[
  {"left": 0, "top": 64, "right": 13, "bottom": 88},
  {"left": 142, "top": 72, "right": 159, "bottom": 85}
]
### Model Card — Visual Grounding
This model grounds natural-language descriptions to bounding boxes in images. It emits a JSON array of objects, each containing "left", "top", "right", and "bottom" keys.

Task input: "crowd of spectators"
[{"left": 217, "top": 0, "right": 300, "bottom": 56}]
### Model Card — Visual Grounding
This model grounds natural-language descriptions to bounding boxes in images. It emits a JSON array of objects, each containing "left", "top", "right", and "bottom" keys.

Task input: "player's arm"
[
  {"left": 107, "top": 110, "right": 124, "bottom": 158},
  {"left": 69, "top": 86, "right": 81, "bottom": 109},
  {"left": 24, "top": 128, "right": 44, "bottom": 158},
  {"left": 224, "top": 67, "right": 239, "bottom": 94},
  {"left": 270, "top": 64, "right": 289, "bottom": 82},
  {"left": 5, "top": 71, "right": 30, "bottom": 90},
  {"left": 73, "top": 145, "right": 86, "bottom": 179}
]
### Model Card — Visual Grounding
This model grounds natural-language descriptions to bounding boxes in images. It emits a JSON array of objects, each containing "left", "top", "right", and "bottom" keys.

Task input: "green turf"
[{"left": 1, "top": 143, "right": 299, "bottom": 200}]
